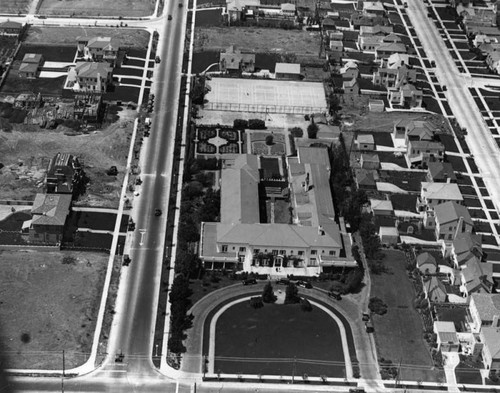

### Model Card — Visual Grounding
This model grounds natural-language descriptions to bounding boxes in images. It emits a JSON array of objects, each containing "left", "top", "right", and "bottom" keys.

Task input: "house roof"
[
  {"left": 0, "top": 21, "right": 22, "bottom": 29},
  {"left": 424, "top": 276, "right": 447, "bottom": 302},
  {"left": 360, "top": 25, "right": 393, "bottom": 36},
  {"left": 220, "top": 154, "right": 260, "bottom": 225},
  {"left": 387, "top": 53, "right": 410, "bottom": 67},
  {"left": 74, "top": 62, "right": 112, "bottom": 78},
  {"left": 427, "top": 162, "right": 456, "bottom": 182},
  {"left": 31, "top": 193, "right": 72, "bottom": 226},
  {"left": 471, "top": 293, "right": 500, "bottom": 322},
  {"left": 376, "top": 42, "right": 407, "bottom": 54},
  {"left": 22, "top": 53, "right": 43, "bottom": 64},
  {"left": 417, "top": 252, "right": 437, "bottom": 268},
  {"left": 406, "top": 120, "right": 435, "bottom": 139},
  {"left": 434, "top": 201, "right": 471, "bottom": 227},
  {"left": 361, "top": 153, "right": 379, "bottom": 162},
  {"left": 220, "top": 46, "right": 255, "bottom": 69},
  {"left": 226, "top": 0, "right": 261, "bottom": 11},
  {"left": 400, "top": 83, "right": 422, "bottom": 97},
  {"left": 87, "top": 36, "right": 118, "bottom": 50},
  {"left": 355, "top": 168, "right": 377, "bottom": 187},
  {"left": 330, "top": 40, "right": 344, "bottom": 47},
  {"left": 19, "top": 63, "right": 39, "bottom": 74},
  {"left": 434, "top": 320, "right": 457, "bottom": 333},
  {"left": 408, "top": 140, "right": 444, "bottom": 150},
  {"left": 463, "top": 258, "right": 493, "bottom": 293},
  {"left": 363, "top": 1, "right": 385, "bottom": 12},
  {"left": 357, "top": 134, "right": 374, "bottom": 145},
  {"left": 370, "top": 199, "right": 393, "bottom": 212},
  {"left": 481, "top": 327, "right": 500, "bottom": 360},
  {"left": 343, "top": 78, "right": 358, "bottom": 88},
  {"left": 422, "top": 184, "right": 464, "bottom": 203},
  {"left": 280, "top": 3, "right": 295, "bottom": 11},
  {"left": 379, "top": 226, "right": 398, "bottom": 236},
  {"left": 453, "top": 232, "right": 482, "bottom": 261},
  {"left": 275, "top": 62, "right": 301, "bottom": 74},
  {"left": 360, "top": 35, "right": 384, "bottom": 45}
]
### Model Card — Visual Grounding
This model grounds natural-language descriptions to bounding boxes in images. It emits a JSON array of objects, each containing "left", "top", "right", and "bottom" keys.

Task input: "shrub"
[
  {"left": 368, "top": 297, "right": 388, "bottom": 315},
  {"left": 307, "top": 122, "right": 318, "bottom": 139},
  {"left": 300, "top": 298, "right": 312, "bottom": 312},
  {"left": 285, "top": 283, "right": 300, "bottom": 304},
  {"left": 248, "top": 119, "right": 266, "bottom": 129},
  {"left": 233, "top": 119, "right": 248, "bottom": 129},
  {"left": 250, "top": 296, "right": 264, "bottom": 309},
  {"left": 289, "top": 127, "right": 303, "bottom": 138},
  {"left": 262, "top": 282, "right": 277, "bottom": 303},
  {"left": 265, "top": 134, "right": 274, "bottom": 145}
]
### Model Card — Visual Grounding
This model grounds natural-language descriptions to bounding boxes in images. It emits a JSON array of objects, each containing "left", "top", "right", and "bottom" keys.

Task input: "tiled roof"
[
  {"left": 31, "top": 193, "right": 71, "bottom": 226},
  {"left": 422, "top": 184, "right": 464, "bottom": 203},
  {"left": 471, "top": 293, "right": 500, "bottom": 321},
  {"left": 434, "top": 201, "right": 470, "bottom": 225},
  {"left": 417, "top": 252, "right": 437, "bottom": 268}
]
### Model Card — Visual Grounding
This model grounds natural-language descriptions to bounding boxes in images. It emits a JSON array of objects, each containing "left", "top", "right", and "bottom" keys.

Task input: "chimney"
[
  {"left": 454, "top": 216, "right": 464, "bottom": 240},
  {"left": 318, "top": 226, "right": 325, "bottom": 235}
]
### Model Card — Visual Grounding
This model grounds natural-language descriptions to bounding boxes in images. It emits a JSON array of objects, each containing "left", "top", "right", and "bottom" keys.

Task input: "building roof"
[
  {"left": 471, "top": 293, "right": 500, "bottom": 322},
  {"left": 280, "top": 2, "right": 295, "bottom": 12},
  {"left": 74, "top": 61, "right": 112, "bottom": 78},
  {"left": 86, "top": 36, "right": 118, "bottom": 50},
  {"left": 427, "top": 162, "right": 456, "bottom": 182},
  {"left": 358, "top": 134, "right": 374, "bottom": 145},
  {"left": 424, "top": 276, "right": 447, "bottom": 302},
  {"left": 370, "top": 199, "right": 393, "bottom": 212},
  {"left": 453, "top": 232, "right": 482, "bottom": 263},
  {"left": 220, "top": 46, "right": 255, "bottom": 70},
  {"left": 379, "top": 226, "right": 398, "bottom": 236},
  {"left": 221, "top": 154, "right": 260, "bottom": 225},
  {"left": 417, "top": 252, "right": 437, "bottom": 268},
  {"left": 376, "top": 42, "right": 407, "bottom": 54},
  {"left": 360, "top": 35, "right": 384, "bottom": 45},
  {"left": 422, "top": 183, "right": 464, "bottom": 203},
  {"left": 0, "top": 21, "right": 22, "bottom": 29},
  {"left": 360, "top": 25, "right": 393, "bottom": 36},
  {"left": 22, "top": 53, "right": 43, "bottom": 64},
  {"left": 31, "top": 193, "right": 72, "bottom": 226},
  {"left": 275, "top": 62, "right": 301, "bottom": 75},
  {"left": 227, "top": 0, "right": 261, "bottom": 11},
  {"left": 19, "top": 63, "right": 39, "bottom": 74},
  {"left": 408, "top": 140, "right": 444, "bottom": 150},
  {"left": 462, "top": 258, "right": 493, "bottom": 293},
  {"left": 355, "top": 168, "right": 377, "bottom": 187},
  {"left": 405, "top": 120, "right": 435, "bottom": 139},
  {"left": 343, "top": 78, "right": 358, "bottom": 89},
  {"left": 434, "top": 321, "right": 459, "bottom": 344},
  {"left": 481, "top": 327, "right": 500, "bottom": 360},
  {"left": 434, "top": 201, "right": 471, "bottom": 226},
  {"left": 361, "top": 153, "right": 379, "bottom": 162}
]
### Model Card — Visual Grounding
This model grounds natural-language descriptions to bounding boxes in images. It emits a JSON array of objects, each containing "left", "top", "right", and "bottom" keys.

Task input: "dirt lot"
[
  {"left": 0, "top": 0, "right": 31, "bottom": 13},
  {"left": 25, "top": 26, "right": 150, "bottom": 48},
  {"left": 0, "top": 249, "right": 110, "bottom": 369},
  {"left": 37, "top": 0, "right": 155, "bottom": 17},
  {"left": 0, "top": 107, "right": 135, "bottom": 207},
  {"left": 194, "top": 27, "right": 321, "bottom": 57}
]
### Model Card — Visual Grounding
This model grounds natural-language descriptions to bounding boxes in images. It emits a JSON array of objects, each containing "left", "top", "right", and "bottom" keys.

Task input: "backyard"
[
  {"left": 214, "top": 301, "right": 346, "bottom": 377},
  {"left": 37, "top": 0, "right": 155, "bottom": 17},
  {"left": 370, "top": 250, "right": 445, "bottom": 382},
  {"left": 0, "top": 249, "right": 110, "bottom": 369}
]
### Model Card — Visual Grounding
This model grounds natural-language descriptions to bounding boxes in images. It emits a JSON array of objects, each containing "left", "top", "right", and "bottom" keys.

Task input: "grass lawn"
[
  {"left": 266, "top": 199, "right": 291, "bottom": 224},
  {"left": 0, "top": 0, "right": 30, "bottom": 13},
  {"left": 214, "top": 301, "right": 345, "bottom": 377},
  {"left": 0, "top": 249, "right": 109, "bottom": 369},
  {"left": 370, "top": 250, "right": 444, "bottom": 382},
  {"left": 2, "top": 70, "right": 66, "bottom": 96},
  {"left": 379, "top": 170, "right": 426, "bottom": 192},
  {"left": 38, "top": 0, "right": 155, "bottom": 17},
  {"left": 16, "top": 44, "right": 75, "bottom": 62},
  {"left": 455, "top": 361, "right": 483, "bottom": 385}
]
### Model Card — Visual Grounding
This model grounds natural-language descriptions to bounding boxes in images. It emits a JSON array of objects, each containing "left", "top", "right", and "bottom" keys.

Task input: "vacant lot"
[
  {"left": 0, "top": 0, "right": 31, "bottom": 13},
  {"left": 370, "top": 250, "right": 445, "bottom": 382},
  {"left": 194, "top": 27, "right": 321, "bottom": 57},
  {"left": 25, "top": 26, "right": 150, "bottom": 48},
  {"left": 0, "top": 249, "right": 109, "bottom": 369},
  {"left": 0, "top": 110, "right": 134, "bottom": 206},
  {"left": 215, "top": 301, "right": 345, "bottom": 377},
  {"left": 38, "top": 0, "right": 155, "bottom": 17}
]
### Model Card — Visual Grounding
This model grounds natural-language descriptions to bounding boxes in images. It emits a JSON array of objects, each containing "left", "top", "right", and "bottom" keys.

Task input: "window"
[
  {"left": 254, "top": 249, "right": 260, "bottom": 254},
  {"left": 239, "top": 247, "right": 246, "bottom": 253},
  {"left": 322, "top": 250, "right": 325, "bottom": 254},
  {"left": 272, "top": 250, "right": 278, "bottom": 255},
  {"left": 298, "top": 251, "right": 304, "bottom": 256},
  {"left": 232, "top": 246, "right": 235, "bottom": 250},
  {"left": 279, "top": 250, "right": 286, "bottom": 255},
  {"left": 329, "top": 250, "right": 335, "bottom": 256},
  {"left": 311, "top": 250, "right": 317, "bottom": 255},
  {"left": 221, "top": 245, "right": 228, "bottom": 252}
]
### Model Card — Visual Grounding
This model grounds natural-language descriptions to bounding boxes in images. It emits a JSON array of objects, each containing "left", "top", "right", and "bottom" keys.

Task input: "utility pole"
[
  {"left": 291, "top": 356, "right": 296, "bottom": 384},
  {"left": 61, "top": 350, "right": 65, "bottom": 393}
]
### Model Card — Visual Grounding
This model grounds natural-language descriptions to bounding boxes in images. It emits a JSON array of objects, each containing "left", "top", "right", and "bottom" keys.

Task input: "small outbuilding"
[
  {"left": 275, "top": 63, "right": 301, "bottom": 80},
  {"left": 379, "top": 226, "right": 399, "bottom": 246},
  {"left": 434, "top": 321, "right": 460, "bottom": 352}
]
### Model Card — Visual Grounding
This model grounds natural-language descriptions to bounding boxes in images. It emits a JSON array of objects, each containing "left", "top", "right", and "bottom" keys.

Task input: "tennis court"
[{"left": 205, "top": 78, "right": 327, "bottom": 114}]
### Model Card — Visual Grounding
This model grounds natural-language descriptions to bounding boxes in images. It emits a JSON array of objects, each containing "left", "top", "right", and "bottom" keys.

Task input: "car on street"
[
  {"left": 155, "top": 56, "right": 161, "bottom": 63},
  {"left": 168, "top": 14, "right": 172, "bottom": 20},
  {"left": 276, "top": 278, "right": 290, "bottom": 285},
  {"left": 155, "top": 209, "right": 162, "bottom": 216},
  {"left": 362, "top": 313, "right": 370, "bottom": 322},
  {"left": 328, "top": 291, "right": 342, "bottom": 300},
  {"left": 296, "top": 280, "right": 312, "bottom": 289},
  {"left": 242, "top": 278, "right": 257, "bottom": 285},
  {"left": 365, "top": 320, "right": 374, "bottom": 333}
]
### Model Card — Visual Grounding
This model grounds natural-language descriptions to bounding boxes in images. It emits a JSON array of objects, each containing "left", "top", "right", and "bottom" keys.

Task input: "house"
[
  {"left": 373, "top": 53, "right": 416, "bottom": 88},
  {"left": 329, "top": 30, "right": 344, "bottom": 42},
  {"left": 359, "top": 24, "right": 393, "bottom": 36},
  {"left": 219, "top": 46, "right": 255, "bottom": 73},
  {"left": 427, "top": 162, "right": 456, "bottom": 183},
  {"left": 340, "top": 61, "right": 359, "bottom": 80},
  {"left": 473, "top": 34, "right": 498, "bottom": 47},
  {"left": 460, "top": 257, "right": 493, "bottom": 296},
  {"left": 357, "top": 134, "right": 375, "bottom": 151},
  {"left": 362, "top": 1, "right": 386, "bottom": 17},
  {"left": 486, "top": 51, "right": 500, "bottom": 73},
  {"left": 354, "top": 168, "right": 378, "bottom": 190},
  {"left": 280, "top": 3, "right": 296, "bottom": 16},
  {"left": 434, "top": 321, "right": 460, "bottom": 352},
  {"left": 358, "top": 35, "right": 384, "bottom": 52},
  {"left": 226, "top": 0, "right": 261, "bottom": 21},
  {"left": 393, "top": 119, "right": 436, "bottom": 142},
  {"left": 480, "top": 327, "right": 500, "bottom": 371},
  {"left": 275, "top": 63, "right": 301, "bottom": 80},
  {"left": 368, "top": 99, "right": 385, "bottom": 112},
  {"left": 45, "top": 153, "right": 82, "bottom": 194},
  {"left": 379, "top": 226, "right": 398, "bottom": 245},
  {"left": 370, "top": 199, "right": 393, "bottom": 216},
  {"left": 406, "top": 140, "right": 444, "bottom": 166},
  {"left": 469, "top": 293, "right": 500, "bottom": 332},
  {"left": 0, "top": 21, "right": 23, "bottom": 36},
  {"left": 14, "top": 92, "right": 43, "bottom": 109},
  {"left": 419, "top": 183, "right": 463, "bottom": 211},
  {"left": 322, "top": 17, "right": 338, "bottom": 32},
  {"left": 343, "top": 78, "right": 359, "bottom": 94},
  {"left": 70, "top": 61, "right": 113, "bottom": 93},
  {"left": 433, "top": 201, "right": 472, "bottom": 241},
  {"left": 375, "top": 36, "right": 407, "bottom": 59},
  {"left": 388, "top": 83, "right": 422, "bottom": 108},
  {"left": 27, "top": 193, "right": 72, "bottom": 245},
  {"left": 18, "top": 53, "right": 44, "bottom": 79},
  {"left": 423, "top": 276, "right": 448, "bottom": 303},
  {"left": 360, "top": 153, "right": 380, "bottom": 169},
  {"left": 330, "top": 40, "right": 344, "bottom": 53},
  {"left": 76, "top": 36, "right": 120, "bottom": 66},
  {"left": 451, "top": 232, "right": 483, "bottom": 268},
  {"left": 350, "top": 12, "right": 389, "bottom": 29},
  {"left": 416, "top": 252, "right": 438, "bottom": 274}
]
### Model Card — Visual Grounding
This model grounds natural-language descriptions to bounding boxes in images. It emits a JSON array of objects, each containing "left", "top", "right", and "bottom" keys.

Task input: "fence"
[{"left": 204, "top": 102, "right": 326, "bottom": 114}]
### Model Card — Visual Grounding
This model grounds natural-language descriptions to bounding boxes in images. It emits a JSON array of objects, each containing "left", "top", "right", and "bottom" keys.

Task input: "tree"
[
  {"left": 345, "top": 268, "right": 364, "bottom": 293},
  {"left": 368, "top": 296, "right": 388, "bottom": 315},
  {"left": 265, "top": 135, "right": 274, "bottom": 145},
  {"left": 285, "top": 283, "right": 300, "bottom": 304},
  {"left": 262, "top": 282, "right": 277, "bottom": 303},
  {"left": 307, "top": 122, "right": 318, "bottom": 139}
]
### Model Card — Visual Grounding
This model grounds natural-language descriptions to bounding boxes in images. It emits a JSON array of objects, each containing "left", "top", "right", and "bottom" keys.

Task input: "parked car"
[
  {"left": 276, "top": 278, "right": 290, "bottom": 285},
  {"left": 362, "top": 313, "right": 370, "bottom": 322},
  {"left": 242, "top": 278, "right": 257, "bottom": 285},
  {"left": 365, "top": 321, "right": 374, "bottom": 333},
  {"left": 442, "top": 85, "right": 447, "bottom": 91},
  {"left": 155, "top": 56, "right": 161, "bottom": 63},
  {"left": 168, "top": 14, "right": 172, "bottom": 20},
  {"left": 155, "top": 209, "right": 162, "bottom": 216},
  {"left": 297, "top": 280, "right": 312, "bottom": 289},
  {"left": 328, "top": 291, "right": 342, "bottom": 300}
]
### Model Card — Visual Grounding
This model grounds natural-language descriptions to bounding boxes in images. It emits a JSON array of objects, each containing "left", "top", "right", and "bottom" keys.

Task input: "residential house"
[
  {"left": 356, "top": 134, "right": 375, "bottom": 151},
  {"left": 370, "top": 199, "right": 393, "bottom": 216},
  {"left": 360, "top": 153, "right": 380, "bottom": 169},
  {"left": 343, "top": 78, "right": 359, "bottom": 94},
  {"left": 417, "top": 252, "right": 438, "bottom": 274},
  {"left": 322, "top": 17, "right": 338, "bottom": 32},
  {"left": 375, "top": 35, "right": 407, "bottom": 59},
  {"left": 479, "top": 41, "right": 500, "bottom": 56},
  {"left": 434, "top": 321, "right": 460, "bottom": 352},
  {"left": 340, "top": 61, "right": 359, "bottom": 79},
  {"left": 469, "top": 293, "right": 500, "bottom": 332},
  {"left": 275, "top": 63, "right": 301, "bottom": 79},
  {"left": 329, "top": 30, "right": 344, "bottom": 42},
  {"left": 433, "top": 201, "right": 472, "bottom": 241},
  {"left": 219, "top": 45, "right": 255, "bottom": 73},
  {"left": 358, "top": 35, "right": 384, "bottom": 52},
  {"left": 460, "top": 256, "right": 493, "bottom": 296},
  {"left": 451, "top": 232, "right": 483, "bottom": 268},
  {"left": 70, "top": 61, "right": 113, "bottom": 93},
  {"left": 379, "top": 226, "right": 399, "bottom": 245},
  {"left": 27, "top": 193, "right": 72, "bottom": 245},
  {"left": 480, "top": 327, "right": 500, "bottom": 371},
  {"left": 0, "top": 21, "right": 22, "bottom": 36},
  {"left": 354, "top": 168, "right": 378, "bottom": 190},
  {"left": 226, "top": 0, "right": 261, "bottom": 21},
  {"left": 419, "top": 184, "right": 464, "bottom": 211},
  {"left": 362, "top": 1, "right": 386, "bottom": 17},
  {"left": 359, "top": 24, "right": 393, "bottom": 36},
  {"left": 406, "top": 140, "right": 444, "bottom": 167},
  {"left": 423, "top": 275, "right": 448, "bottom": 303},
  {"left": 393, "top": 119, "right": 436, "bottom": 142},
  {"left": 330, "top": 40, "right": 344, "bottom": 53},
  {"left": 18, "top": 53, "right": 44, "bottom": 79},
  {"left": 486, "top": 51, "right": 500, "bottom": 73},
  {"left": 473, "top": 34, "right": 498, "bottom": 47},
  {"left": 426, "top": 162, "right": 457, "bottom": 183},
  {"left": 45, "top": 153, "right": 82, "bottom": 194},
  {"left": 368, "top": 99, "right": 385, "bottom": 112},
  {"left": 280, "top": 3, "right": 296, "bottom": 16},
  {"left": 350, "top": 12, "right": 389, "bottom": 29},
  {"left": 373, "top": 53, "right": 416, "bottom": 88},
  {"left": 76, "top": 36, "right": 120, "bottom": 66},
  {"left": 388, "top": 83, "right": 422, "bottom": 108}
]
